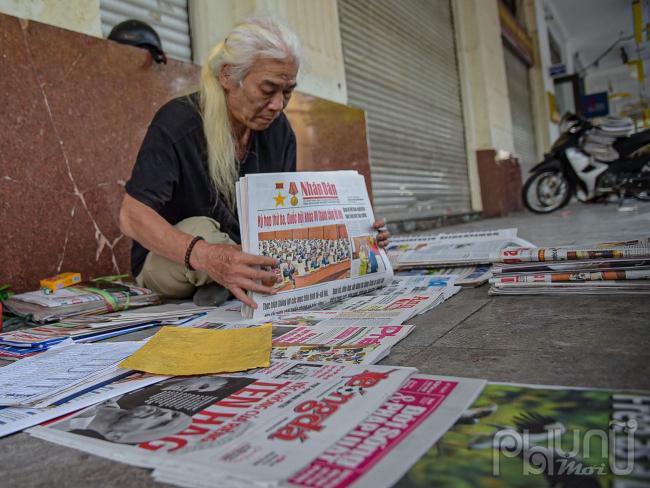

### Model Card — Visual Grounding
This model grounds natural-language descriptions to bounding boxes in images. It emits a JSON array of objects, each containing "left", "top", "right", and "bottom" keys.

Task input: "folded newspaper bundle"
[
  {"left": 2, "top": 280, "right": 160, "bottom": 323},
  {"left": 490, "top": 237, "right": 650, "bottom": 295},
  {"left": 27, "top": 360, "right": 485, "bottom": 488},
  {"left": 387, "top": 229, "right": 533, "bottom": 271},
  {"left": 237, "top": 171, "right": 393, "bottom": 318}
]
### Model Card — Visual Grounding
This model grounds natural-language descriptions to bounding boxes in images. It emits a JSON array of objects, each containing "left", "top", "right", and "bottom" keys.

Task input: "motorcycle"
[{"left": 522, "top": 113, "right": 650, "bottom": 213}]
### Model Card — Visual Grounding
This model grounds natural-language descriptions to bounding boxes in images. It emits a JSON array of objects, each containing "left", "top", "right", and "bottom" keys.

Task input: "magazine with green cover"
[{"left": 395, "top": 383, "right": 649, "bottom": 488}]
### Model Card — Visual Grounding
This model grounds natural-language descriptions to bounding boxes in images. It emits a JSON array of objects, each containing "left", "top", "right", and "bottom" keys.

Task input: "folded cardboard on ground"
[{"left": 119, "top": 324, "right": 271, "bottom": 375}]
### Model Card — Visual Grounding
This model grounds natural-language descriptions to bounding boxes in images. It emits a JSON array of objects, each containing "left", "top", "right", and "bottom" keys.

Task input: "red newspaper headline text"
[
  {"left": 269, "top": 370, "right": 397, "bottom": 443},
  {"left": 258, "top": 209, "right": 345, "bottom": 229},
  {"left": 137, "top": 381, "right": 289, "bottom": 452}
]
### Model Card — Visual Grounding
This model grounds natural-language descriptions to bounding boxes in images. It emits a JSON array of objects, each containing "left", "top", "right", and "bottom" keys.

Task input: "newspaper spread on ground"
[
  {"left": 394, "top": 382, "right": 650, "bottom": 488},
  {"left": 180, "top": 315, "right": 414, "bottom": 365},
  {"left": 237, "top": 171, "right": 393, "bottom": 318},
  {"left": 319, "top": 289, "right": 461, "bottom": 323},
  {"left": 30, "top": 361, "right": 416, "bottom": 481},
  {"left": 153, "top": 375, "right": 485, "bottom": 488},
  {"left": 271, "top": 324, "right": 414, "bottom": 364},
  {"left": 0, "top": 303, "right": 211, "bottom": 361},
  {"left": 286, "top": 375, "right": 486, "bottom": 488},
  {"left": 0, "top": 342, "right": 143, "bottom": 407},
  {"left": 397, "top": 264, "right": 493, "bottom": 286},
  {"left": 266, "top": 286, "right": 459, "bottom": 328},
  {"left": 387, "top": 229, "right": 533, "bottom": 270},
  {"left": 368, "top": 275, "right": 456, "bottom": 295},
  {"left": 0, "top": 372, "right": 167, "bottom": 438}
]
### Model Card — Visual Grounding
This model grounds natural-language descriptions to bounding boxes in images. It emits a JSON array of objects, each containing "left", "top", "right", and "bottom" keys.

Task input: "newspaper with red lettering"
[
  {"left": 150, "top": 374, "right": 485, "bottom": 488},
  {"left": 491, "top": 237, "right": 650, "bottom": 295},
  {"left": 387, "top": 229, "right": 533, "bottom": 269},
  {"left": 263, "top": 287, "right": 458, "bottom": 328},
  {"left": 237, "top": 171, "right": 393, "bottom": 318},
  {"left": 180, "top": 314, "right": 415, "bottom": 365},
  {"left": 29, "top": 361, "right": 415, "bottom": 480},
  {"left": 320, "top": 289, "right": 461, "bottom": 323},
  {"left": 287, "top": 374, "right": 486, "bottom": 488}
]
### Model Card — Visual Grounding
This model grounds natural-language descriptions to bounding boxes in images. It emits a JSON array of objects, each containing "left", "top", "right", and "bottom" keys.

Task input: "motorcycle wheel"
[
  {"left": 632, "top": 162, "right": 650, "bottom": 201},
  {"left": 522, "top": 169, "right": 572, "bottom": 213}
]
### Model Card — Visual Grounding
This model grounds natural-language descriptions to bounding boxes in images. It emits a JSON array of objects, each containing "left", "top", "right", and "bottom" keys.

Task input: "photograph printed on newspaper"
[
  {"left": 271, "top": 324, "right": 414, "bottom": 364},
  {"left": 237, "top": 171, "right": 393, "bottom": 318},
  {"left": 394, "top": 383, "right": 650, "bottom": 488},
  {"left": 0, "top": 372, "right": 168, "bottom": 438}
]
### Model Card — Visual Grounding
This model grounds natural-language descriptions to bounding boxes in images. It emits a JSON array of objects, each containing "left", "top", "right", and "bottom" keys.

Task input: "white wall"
[
  {"left": 453, "top": 0, "right": 517, "bottom": 211},
  {"left": 0, "top": 0, "right": 101, "bottom": 37},
  {"left": 534, "top": 0, "right": 577, "bottom": 143},
  {"left": 190, "top": 0, "right": 348, "bottom": 105},
  {"left": 585, "top": 63, "right": 647, "bottom": 118}
]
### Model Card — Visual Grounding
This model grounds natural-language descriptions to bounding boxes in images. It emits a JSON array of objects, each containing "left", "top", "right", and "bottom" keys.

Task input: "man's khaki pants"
[{"left": 136, "top": 216, "right": 235, "bottom": 299}]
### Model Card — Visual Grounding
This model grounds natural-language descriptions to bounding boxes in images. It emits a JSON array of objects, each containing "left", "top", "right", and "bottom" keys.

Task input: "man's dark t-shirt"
[{"left": 125, "top": 94, "right": 296, "bottom": 277}]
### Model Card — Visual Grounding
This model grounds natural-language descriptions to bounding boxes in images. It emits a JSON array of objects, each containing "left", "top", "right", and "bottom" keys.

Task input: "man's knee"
[
  {"left": 175, "top": 216, "right": 221, "bottom": 236},
  {"left": 174, "top": 217, "right": 235, "bottom": 245}
]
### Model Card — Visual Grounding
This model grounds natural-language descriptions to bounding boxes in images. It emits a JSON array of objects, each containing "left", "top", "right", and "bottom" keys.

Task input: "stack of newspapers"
[
  {"left": 490, "top": 237, "right": 650, "bottom": 295},
  {"left": 2, "top": 280, "right": 160, "bottom": 323},
  {"left": 386, "top": 229, "right": 533, "bottom": 286},
  {"left": 237, "top": 170, "right": 394, "bottom": 318}
]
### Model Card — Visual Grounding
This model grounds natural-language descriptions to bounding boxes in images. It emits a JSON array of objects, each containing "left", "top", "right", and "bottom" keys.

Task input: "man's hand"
[
  {"left": 373, "top": 218, "right": 391, "bottom": 248},
  {"left": 191, "top": 242, "right": 279, "bottom": 309}
]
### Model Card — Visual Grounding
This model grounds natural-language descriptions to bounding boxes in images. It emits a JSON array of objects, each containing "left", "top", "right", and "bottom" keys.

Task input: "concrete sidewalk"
[
  {"left": 380, "top": 201, "right": 650, "bottom": 390},
  {"left": 1, "top": 201, "right": 649, "bottom": 487}
]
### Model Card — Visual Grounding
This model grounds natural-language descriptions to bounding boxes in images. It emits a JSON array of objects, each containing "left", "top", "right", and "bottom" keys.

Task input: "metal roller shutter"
[
  {"left": 503, "top": 44, "right": 537, "bottom": 175},
  {"left": 100, "top": 0, "right": 192, "bottom": 62},
  {"left": 338, "top": 0, "right": 470, "bottom": 222}
]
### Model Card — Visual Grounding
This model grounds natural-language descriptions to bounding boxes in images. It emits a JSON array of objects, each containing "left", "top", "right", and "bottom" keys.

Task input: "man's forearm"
[{"left": 119, "top": 194, "right": 195, "bottom": 266}]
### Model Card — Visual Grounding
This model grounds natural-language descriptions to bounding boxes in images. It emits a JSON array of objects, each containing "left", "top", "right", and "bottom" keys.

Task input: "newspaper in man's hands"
[{"left": 237, "top": 171, "right": 393, "bottom": 318}]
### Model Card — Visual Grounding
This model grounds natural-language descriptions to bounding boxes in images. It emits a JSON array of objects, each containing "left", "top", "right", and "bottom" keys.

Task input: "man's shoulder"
[{"left": 150, "top": 93, "right": 203, "bottom": 143}]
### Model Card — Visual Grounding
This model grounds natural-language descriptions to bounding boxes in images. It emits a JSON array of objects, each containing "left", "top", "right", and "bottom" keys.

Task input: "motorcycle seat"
[{"left": 613, "top": 129, "right": 650, "bottom": 157}]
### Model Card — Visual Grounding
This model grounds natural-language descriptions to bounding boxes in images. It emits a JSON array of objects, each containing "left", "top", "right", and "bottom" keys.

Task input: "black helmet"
[{"left": 108, "top": 19, "right": 167, "bottom": 64}]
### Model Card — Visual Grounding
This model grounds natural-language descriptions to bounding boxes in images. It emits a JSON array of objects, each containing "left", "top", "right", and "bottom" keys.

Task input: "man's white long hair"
[{"left": 199, "top": 18, "right": 301, "bottom": 210}]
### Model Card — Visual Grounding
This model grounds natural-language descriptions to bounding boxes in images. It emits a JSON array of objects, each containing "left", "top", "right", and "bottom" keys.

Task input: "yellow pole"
[{"left": 633, "top": 0, "right": 643, "bottom": 44}]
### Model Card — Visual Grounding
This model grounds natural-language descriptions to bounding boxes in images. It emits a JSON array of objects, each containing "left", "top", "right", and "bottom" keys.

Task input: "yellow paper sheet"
[{"left": 119, "top": 324, "right": 272, "bottom": 375}]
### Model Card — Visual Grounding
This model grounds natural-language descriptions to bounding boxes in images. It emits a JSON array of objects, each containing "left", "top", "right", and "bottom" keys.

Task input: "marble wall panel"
[
  {"left": 0, "top": 13, "right": 371, "bottom": 293},
  {"left": 1, "top": 13, "right": 199, "bottom": 292},
  {"left": 287, "top": 94, "right": 373, "bottom": 202}
]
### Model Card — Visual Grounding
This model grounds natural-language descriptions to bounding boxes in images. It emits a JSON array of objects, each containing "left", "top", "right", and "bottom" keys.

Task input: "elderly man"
[{"left": 120, "top": 18, "right": 388, "bottom": 309}]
